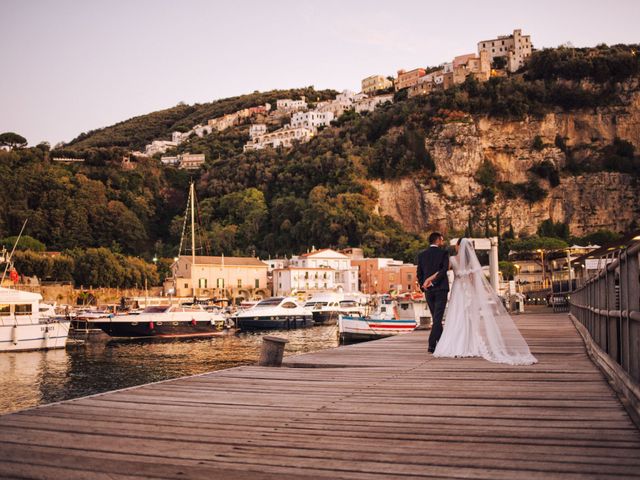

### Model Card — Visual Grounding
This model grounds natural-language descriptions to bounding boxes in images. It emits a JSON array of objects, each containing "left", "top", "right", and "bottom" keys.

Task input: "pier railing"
[{"left": 569, "top": 241, "right": 640, "bottom": 385}]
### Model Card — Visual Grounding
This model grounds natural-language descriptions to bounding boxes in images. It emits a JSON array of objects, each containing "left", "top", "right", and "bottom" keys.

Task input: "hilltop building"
[
  {"left": 290, "top": 110, "right": 334, "bottom": 130},
  {"left": 395, "top": 68, "right": 426, "bottom": 91},
  {"left": 361, "top": 74, "right": 393, "bottom": 94},
  {"left": 276, "top": 98, "right": 307, "bottom": 112},
  {"left": 249, "top": 124, "right": 267, "bottom": 138},
  {"left": 243, "top": 125, "right": 314, "bottom": 151},
  {"left": 477, "top": 29, "right": 532, "bottom": 72}
]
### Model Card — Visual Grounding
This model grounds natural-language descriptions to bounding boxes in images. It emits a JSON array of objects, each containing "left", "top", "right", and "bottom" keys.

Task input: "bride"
[{"left": 430, "top": 238, "right": 537, "bottom": 365}]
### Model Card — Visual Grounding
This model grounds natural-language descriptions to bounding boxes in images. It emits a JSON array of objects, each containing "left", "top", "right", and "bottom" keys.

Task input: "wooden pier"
[{"left": 1, "top": 311, "right": 640, "bottom": 479}]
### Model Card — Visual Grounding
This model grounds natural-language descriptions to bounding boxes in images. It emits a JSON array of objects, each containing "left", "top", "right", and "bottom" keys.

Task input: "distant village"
[{"left": 127, "top": 28, "right": 532, "bottom": 171}]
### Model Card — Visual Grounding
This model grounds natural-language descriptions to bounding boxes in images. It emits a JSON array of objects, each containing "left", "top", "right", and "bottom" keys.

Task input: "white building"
[
  {"left": 172, "top": 131, "right": 189, "bottom": 144},
  {"left": 145, "top": 140, "right": 177, "bottom": 156},
  {"left": 273, "top": 267, "right": 337, "bottom": 296},
  {"left": 290, "top": 110, "right": 334, "bottom": 130},
  {"left": 243, "top": 125, "right": 314, "bottom": 151},
  {"left": 249, "top": 124, "right": 267, "bottom": 139},
  {"left": 477, "top": 29, "right": 532, "bottom": 73},
  {"left": 290, "top": 249, "right": 359, "bottom": 294},
  {"left": 276, "top": 97, "right": 307, "bottom": 112},
  {"left": 354, "top": 94, "right": 393, "bottom": 113},
  {"left": 160, "top": 155, "right": 180, "bottom": 166}
]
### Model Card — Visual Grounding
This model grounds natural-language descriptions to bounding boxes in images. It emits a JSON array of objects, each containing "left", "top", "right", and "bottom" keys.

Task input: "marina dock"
[{"left": 1, "top": 311, "right": 640, "bottom": 479}]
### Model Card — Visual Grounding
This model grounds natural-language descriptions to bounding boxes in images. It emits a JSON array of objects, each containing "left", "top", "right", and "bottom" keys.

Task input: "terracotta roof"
[{"left": 181, "top": 256, "right": 267, "bottom": 267}]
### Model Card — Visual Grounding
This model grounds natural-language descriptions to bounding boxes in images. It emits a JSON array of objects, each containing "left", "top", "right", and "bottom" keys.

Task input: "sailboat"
[
  {"left": 0, "top": 221, "right": 71, "bottom": 352},
  {"left": 88, "top": 182, "right": 228, "bottom": 338}
]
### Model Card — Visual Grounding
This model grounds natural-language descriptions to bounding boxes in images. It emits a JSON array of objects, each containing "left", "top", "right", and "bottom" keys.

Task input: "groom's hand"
[{"left": 422, "top": 279, "right": 432, "bottom": 290}]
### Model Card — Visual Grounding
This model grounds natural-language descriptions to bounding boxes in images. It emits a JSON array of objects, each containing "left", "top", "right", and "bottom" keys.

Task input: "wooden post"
[{"left": 258, "top": 336, "right": 288, "bottom": 367}]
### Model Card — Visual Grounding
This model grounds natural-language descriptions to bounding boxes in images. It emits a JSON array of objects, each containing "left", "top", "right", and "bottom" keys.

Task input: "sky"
[{"left": 1, "top": 0, "right": 639, "bottom": 146}]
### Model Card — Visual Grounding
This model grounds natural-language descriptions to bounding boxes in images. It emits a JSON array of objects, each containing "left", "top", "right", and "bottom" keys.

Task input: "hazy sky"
[{"left": 1, "top": 0, "right": 638, "bottom": 145}]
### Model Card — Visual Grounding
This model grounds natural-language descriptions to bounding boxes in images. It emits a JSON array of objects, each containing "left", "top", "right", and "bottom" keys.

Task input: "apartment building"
[
  {"left": 361, "top": 74, "right": 393, "bottom": 94},
  {"left": 477, "top": 28, "right": 532, "bottom": 72},
  {"left": 395, "top": 68, "right": 426, "bottom": 91}
]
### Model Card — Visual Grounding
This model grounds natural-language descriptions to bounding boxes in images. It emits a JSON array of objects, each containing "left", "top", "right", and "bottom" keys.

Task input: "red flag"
[{"left": 9, "top": 268, "right": 19, "bottom": 284}]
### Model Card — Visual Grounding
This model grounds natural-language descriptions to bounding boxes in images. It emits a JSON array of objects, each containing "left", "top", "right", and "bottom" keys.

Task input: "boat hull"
[
  {"left": 235, "top": 315, "right": 314, "bottom": 331},
  {"left": 90, "top": 319, "right": 226, "bottom": 338},
  {"left": 338, "top": 315, "right": 416, "bottom": 343},
  {"left": 0, "top": 321, "right": 70, "bottom": 352}
]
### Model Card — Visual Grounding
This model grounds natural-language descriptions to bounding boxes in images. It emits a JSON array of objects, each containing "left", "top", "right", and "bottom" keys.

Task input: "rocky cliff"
[{"left": 373, "top": 90, "right": 640, "bottom": 236}]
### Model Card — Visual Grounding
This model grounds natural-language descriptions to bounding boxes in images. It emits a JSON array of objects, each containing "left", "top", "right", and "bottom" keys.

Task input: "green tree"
[
  {"left": 0, "top": 132, "right": 27, "bottom": 149},
  {"left": 0, "top": 235, "right": 46, "bottom": 252}
]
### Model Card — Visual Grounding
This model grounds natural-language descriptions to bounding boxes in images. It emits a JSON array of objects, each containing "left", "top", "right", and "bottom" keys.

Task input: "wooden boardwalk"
[{"left": 1, "top": 312, "right": 640, "bottom": 479}]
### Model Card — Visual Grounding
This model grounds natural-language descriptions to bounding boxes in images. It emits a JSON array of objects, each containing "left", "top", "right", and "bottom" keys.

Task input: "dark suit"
[{"left": 417, "top": 246, "right": 449, "bottom": 351}]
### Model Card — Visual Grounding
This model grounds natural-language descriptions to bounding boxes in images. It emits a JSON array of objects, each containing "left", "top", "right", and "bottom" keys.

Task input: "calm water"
[{"left": 0, "top": 326, "right": 340, "bottom": 415}]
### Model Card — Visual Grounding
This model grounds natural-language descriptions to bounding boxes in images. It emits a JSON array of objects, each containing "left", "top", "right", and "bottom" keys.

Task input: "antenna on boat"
[{"left": 1, "top": 219, "right": 27, "bottom": 285}]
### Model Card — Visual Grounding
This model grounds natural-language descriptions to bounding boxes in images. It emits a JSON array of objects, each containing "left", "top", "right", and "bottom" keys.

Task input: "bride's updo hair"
[{"left": 457, "top": 237, "right": 464, "bottom": 245}]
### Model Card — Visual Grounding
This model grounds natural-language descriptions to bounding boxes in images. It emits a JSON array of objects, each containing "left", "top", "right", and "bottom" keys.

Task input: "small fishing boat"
[
  {"left": 338, "top": 296, "right": 429, "bottom": 343},
  {"left": 0, "top": 287, "right": 70, "bottom": 352},
  {"left": 234, "top": 297, "right": 313, "bottom": 331},
  {"left": 88, "top": 304, "right": 227, "bottom": 338}
]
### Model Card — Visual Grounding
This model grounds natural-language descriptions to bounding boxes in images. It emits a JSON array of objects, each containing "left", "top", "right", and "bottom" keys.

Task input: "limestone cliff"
[{"left": 373, "top": 91, "right": 640, "bottom": 236}]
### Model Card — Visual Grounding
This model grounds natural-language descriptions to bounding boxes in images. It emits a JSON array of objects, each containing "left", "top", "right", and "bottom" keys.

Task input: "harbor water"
[{"left": 0, "top": 325, "right": 339, "bottom": 415}]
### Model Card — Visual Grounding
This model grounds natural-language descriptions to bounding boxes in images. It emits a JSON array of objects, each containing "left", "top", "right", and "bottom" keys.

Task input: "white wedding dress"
[{"left": 433, "top": 239, "right": 537, "bottom": 365}]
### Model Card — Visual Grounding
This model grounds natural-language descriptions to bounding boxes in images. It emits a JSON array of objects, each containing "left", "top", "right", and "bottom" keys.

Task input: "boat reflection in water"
[{"left": 88, "top": 304, "right": 227, "bottom": 338}]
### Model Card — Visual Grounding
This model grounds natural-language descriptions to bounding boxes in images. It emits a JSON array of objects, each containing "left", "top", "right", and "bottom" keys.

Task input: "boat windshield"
[
  {"left": 304, "top": 302, "right": 327, "bottom": 308},
  {"left": 256, "top": 298, "right": 284, "bottom": 307},
  {"left": 339, "top": 301, "right": 358, "bottom": 307},
  {"left": 142, "top": 306, "right": 171, "bottom": 314}
]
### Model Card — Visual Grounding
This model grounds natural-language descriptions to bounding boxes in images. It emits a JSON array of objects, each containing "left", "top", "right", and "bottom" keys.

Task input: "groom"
[{"left": 417, "top": 232, "right": 450, "bottom": 353}]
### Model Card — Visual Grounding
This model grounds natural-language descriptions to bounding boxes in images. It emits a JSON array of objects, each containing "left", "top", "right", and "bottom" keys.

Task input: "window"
[
  {"left": 198, "top": 278, "right": 207, "bottom": 288},
  {"left": 0, "top": 304, "right": 10, "bottom": 316},
  {"left": 255, "top": 279, "right": 259, "bottom": 288},
  {"left": 184, "top": 283, "right": 188, "bottom": 288},
  {"left": 217, "top": 278, "right": 224, "bottom": 288},
  {"left": 237, "top": 279, "right": 242, "bottom": 288},
  {"left": 15, "top": 304, "right": 32, "bottom": 316}
]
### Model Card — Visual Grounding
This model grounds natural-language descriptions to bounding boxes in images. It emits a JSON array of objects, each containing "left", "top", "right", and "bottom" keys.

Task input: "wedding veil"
[{"left": 456, "top": 238, "right": 537, "bottom": 365}]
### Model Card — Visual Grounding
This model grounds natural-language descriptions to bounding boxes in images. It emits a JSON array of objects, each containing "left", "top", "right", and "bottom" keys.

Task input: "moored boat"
[
  {"left": 234, "top": 297, "right": 313, "bottom": 331},
  {"left": 304, "top": 293, "right": 366, "bottom": 325},
  {"left": 0, "top": 287, "right": 70, "bottom": 352},
  {"left": 338, "top": 296, "right": 429, "bottom": 343},
  {"left": 88, "top": 304, "right": 227, "bottom": 338}
]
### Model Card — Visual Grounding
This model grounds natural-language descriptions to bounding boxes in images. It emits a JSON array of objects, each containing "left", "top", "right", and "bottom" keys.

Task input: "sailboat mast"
[{"left": 190, "top": 182, "right": 196, "bottom": 297}]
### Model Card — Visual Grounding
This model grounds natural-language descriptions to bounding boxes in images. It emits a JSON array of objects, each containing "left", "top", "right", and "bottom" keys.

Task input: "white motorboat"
[
  {"left": 0, "top": 287, "right": 70, "bottom": 352},
  {"left": 234, "top": 297, "right": 313, "bottom": 330},
  {"left": 303, "top": 293, "right": 366, "bottom": 325}
]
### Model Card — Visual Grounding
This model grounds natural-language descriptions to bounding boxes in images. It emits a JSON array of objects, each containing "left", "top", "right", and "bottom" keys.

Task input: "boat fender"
[
  {"left": 149, "top": 321, "right": 155, "bottom": 330},
  {"left": 12, "top": 324, "right": 18, "bottom": 345},
  {"left": 191, "top": 318, "right": 197, "bottom": 326}
]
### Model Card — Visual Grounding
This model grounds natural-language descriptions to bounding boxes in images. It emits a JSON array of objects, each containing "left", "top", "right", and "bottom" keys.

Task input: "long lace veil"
[{"left": 457, "top": 238, "right": 537, "bottom": 365}]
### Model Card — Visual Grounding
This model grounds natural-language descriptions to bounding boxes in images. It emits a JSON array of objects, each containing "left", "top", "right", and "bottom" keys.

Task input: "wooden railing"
[{"left": 569, "top": 241, "right": 640, "bottom": 385}]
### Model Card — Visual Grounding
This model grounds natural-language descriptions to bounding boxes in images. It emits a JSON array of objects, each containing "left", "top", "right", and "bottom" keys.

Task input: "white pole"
[
  {"left": 489, "top": 236, "right": 500, "bottom": 292},
  {"left": 190, "top": 182, "right": 196, "bottom": 297}
]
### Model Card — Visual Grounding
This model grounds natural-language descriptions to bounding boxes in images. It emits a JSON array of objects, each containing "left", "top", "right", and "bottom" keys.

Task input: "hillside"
[
  {"left": 1, "top": 44, "right": 639, "bottom": 288},
  {"left": 65, "top": 87, "right": 337, "bottom": 151}
]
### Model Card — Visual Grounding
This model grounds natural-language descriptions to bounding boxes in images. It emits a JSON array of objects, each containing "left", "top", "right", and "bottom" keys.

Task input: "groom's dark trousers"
[{"left": 417, "top": 246, "right": 450, "bottom": 351}]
